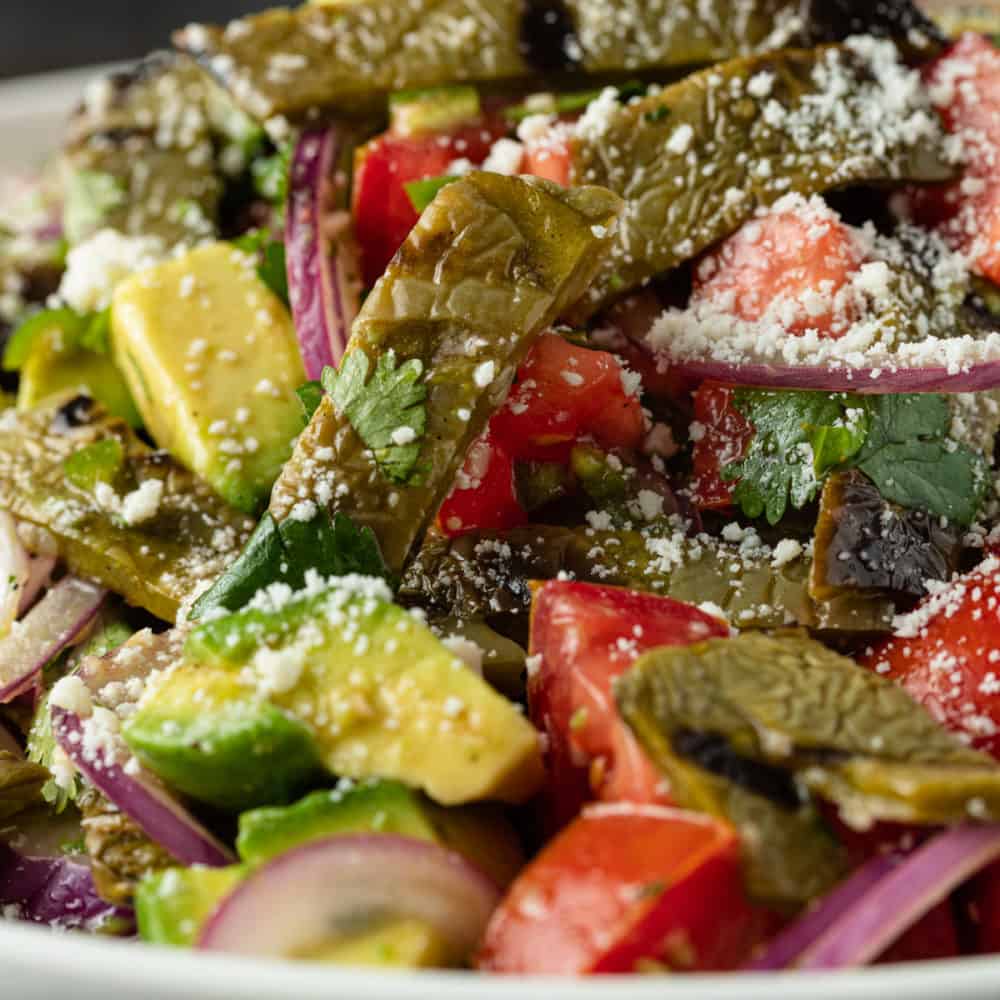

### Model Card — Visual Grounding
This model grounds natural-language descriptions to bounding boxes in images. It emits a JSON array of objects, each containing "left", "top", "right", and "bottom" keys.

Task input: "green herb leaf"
[
  {"left": 404, "top": 176, "right": 459, "bottom": 214},
  {"left": 854, "top": 394, "right": 989, "bottom": 527},
  {"left": 724, "top": 390, "right": 863, "bottom": 525},
  {"left": 296, "top": 380, "right": 324, "bottom": 424},
  {"left": 322, "top": 349, "right": 427, "bottom": 483},
  {"left": 63, "top": 438, "right": 125, "bottom": 492},
  {"left": 232, "top": 230, "right": 289, "bottom": 306},
  {"left": 251, "top": 142, "right": 293, "bottom": 215},
  {"left": 190, "top": 510, "right": 389, "bottom": 619}
]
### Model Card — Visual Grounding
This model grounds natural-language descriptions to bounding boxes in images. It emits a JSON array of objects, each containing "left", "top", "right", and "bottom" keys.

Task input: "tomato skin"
[
  {"left": 911, "top": 34, "right": 1000, "bottom": 284},
  {"left": 528, "top": 581, "right": 730, "bottom": 827},
  {"left": 352, "top": 121, "right": 504, "bottom": 285},
  {"left": 437, "top": 433, "right": 527, "bottom": 538},
  {"left": 692, "top": 202, "right": 862, "bottom": 337},
  {"left": 522, "top": 123, "right": 574, "bottom": 186},
  {"left": 490, "top": 332, "right": 646, "bottom": 461},
  {"left": 863, "top": 556, "right": 1000, "bottom": 759},
  {"left": 689, "top": 382, "right": 754, "bottom": 510},
  {"left": 477, "top": 803, "right": 761, "bottom": 974}
]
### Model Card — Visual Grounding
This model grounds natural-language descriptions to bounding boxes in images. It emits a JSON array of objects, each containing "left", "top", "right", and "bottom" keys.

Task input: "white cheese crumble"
[
  {"left": 120, "top": 480, "right": 164, "bottom": 526},
  {"left": 58, "top": 229, "right": 165, "bottom": 313},
  {"left": 441, "top": 635, "right": 484, "bottom": 677},
  {"left": 50, "top": 675, "right": 93, "bottom": 717}
]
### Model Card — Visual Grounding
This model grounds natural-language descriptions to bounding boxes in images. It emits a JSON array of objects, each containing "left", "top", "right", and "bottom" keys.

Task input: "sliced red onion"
[
  {"left": 286, "top": 126, "right": 361, "bottom": 378},
  {"left": 16, "top": 555, "right": 56, "bottom": 618},
  {"left": 0, "top": 576, "right": 105, "bottom": 704},
  {"left": 198, "top": 834, "right": 500, "bottom": 960},
  {"left": 749, "top": 825, "right": 1000, "bottom": 970},
  {"left": 0, "top": 512, "right": 30, "bottom": 637},
  {"left": 746, "top": 852, "right": 898, "bottom": 970},
  {"left": 51, "top": 706, "right": 234, "bottom": 868},
  {"left": 0, "top": 840, "right": 134, "bottom": 933},
  {"left": 658, "top": 357, "right": 1000, "bottom": 394}
]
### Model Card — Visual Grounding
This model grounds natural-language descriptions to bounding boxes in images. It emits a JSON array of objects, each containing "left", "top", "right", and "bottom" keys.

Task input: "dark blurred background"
[{"left": 0, "top": 1, "right": 273, "bottom": 78}]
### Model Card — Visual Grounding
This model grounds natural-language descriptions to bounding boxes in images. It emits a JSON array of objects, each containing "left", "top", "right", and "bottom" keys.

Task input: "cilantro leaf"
[
  {"left": 854, "top": 394, "right": 989, "bottom": 527},
  {"left": 232, "top": 229, "right": 289, "bottom": 307},
  {"left": 322, "top": 349, "right": 427, "bottom": 483},
  {"left": 296, "top": 380, "right": 324, "bottom": 424},
  {"left": 724, "top": 390, "right": 865, "bottom": 525},
  {"left": 190, "top": 510, "right": 389, "bottom": 618},
  {"left": 3, "top": 307, "right": 111, "bottom": 371},
  {"left": 251, "top": 142, "right": 293, "bottom": 217}
]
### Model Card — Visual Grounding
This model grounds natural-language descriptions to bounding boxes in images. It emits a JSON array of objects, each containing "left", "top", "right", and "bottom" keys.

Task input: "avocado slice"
[
  {"left": 124, "top": 577, "right": 544, "bottom": 807},
  {"left": 138, "top": 777, "right": 523, "bottom": 956},
  {"left": 122, "top": 666, "right": 322, "bottom": 811},
  {"left": 269, "top": 172, "right": 623, "bottom": 573},
  {"left": 236, "top": 780, "right": 522, "bottom": 886},
  {"left": 0, "top": 395, "right": 254, "bottom": 623},
  {"left": 16, "top": 321, "right": 142, "bottom": 429},
  {"left": 112, "top": 242, "right": 307, "bottom": 513}
]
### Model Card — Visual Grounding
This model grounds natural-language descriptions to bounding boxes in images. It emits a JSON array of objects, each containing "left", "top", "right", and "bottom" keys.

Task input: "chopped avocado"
[
  {"left": 111, "top": 242, "right": 307, "bottom": 513},
  {"left": 136, "top": 865, "right": 246, "bottom": 948},
  {"left": 62, "top": 170, "right": 126, "bottom": 246},
  {"left": 17, "top": 323, "right": 142, "bottom": 428},
  {"left": 123, "top": 666, "right": 323, "bottom": 811},
  {"left": 389, "top": 86, "right": 481, "bottom": 136},
  {"left": 138, "top": 778, "right": 523, "bottom": 955},
  {"left": 298, "top": 918, "right": 451, "bottom": 967},
  {"left": 126, "top": 577, "right": 543, "bottom": 807},
  {"left": 237, "top": 779, "right": 523, "bottom": 886}
]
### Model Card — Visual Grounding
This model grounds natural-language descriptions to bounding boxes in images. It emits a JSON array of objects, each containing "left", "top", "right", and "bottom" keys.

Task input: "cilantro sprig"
[
  {"left": 723, "top": 390, "right": 988, "bottom": 527},
  {"left": 322, "top": 349, "right": 427, "bottom": 484}
]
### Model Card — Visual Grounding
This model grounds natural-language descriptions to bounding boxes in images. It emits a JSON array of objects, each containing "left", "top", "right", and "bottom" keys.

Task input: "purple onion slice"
[
  {"left": 198, "top": 834, "right": 500, "bottom": 961},
  {"left": 0, "top": 576, "right": 105, "bottom": 704},
  {"left": 286, "top": 126, "right": 361, "bottom": 378}
]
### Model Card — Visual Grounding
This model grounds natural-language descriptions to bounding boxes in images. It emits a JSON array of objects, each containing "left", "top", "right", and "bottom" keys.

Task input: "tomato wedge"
[
  {"left": 521, "top": 121, "right": 574, "bottom": 187},
  {"left": 911, "top": 33, "right": 1000, "bottom": 284},
  {"left": 352, "top": 121, "right": 505, "bottom": 285},
  {"left": 477, "top": 803, "right": 761, "bottom": 974},
  {"left": 692, "top": 196, "right": 863, "bottom": 337},
  {"left": 528, "top": 581, "right": 729, "bottom": 827},
  {"left": 689, "top": 382, "right": 754, "bottom": 510},
  {"left": 864, "top": 554, "right": 1000, "bottom": 759}
]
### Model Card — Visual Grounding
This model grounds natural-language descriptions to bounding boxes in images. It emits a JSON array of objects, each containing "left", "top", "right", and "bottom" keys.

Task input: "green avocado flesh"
[
  {"left": 124, "top": 578, "right": 543, "bottom": 810},
  {"left": 137, "top": 778, "right": 523, "bottom": 960}
]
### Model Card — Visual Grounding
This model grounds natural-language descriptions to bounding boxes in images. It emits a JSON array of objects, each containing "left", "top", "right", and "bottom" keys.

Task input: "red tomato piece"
[
  {"left": 477, "top": 803, "right": 762, "bottom": 974},
  {"left": 692, "top": 197, "right": 863, "bottom": 337},
  {"left": 522, "top": 121, "right": 574, "bottom": 186},
  {"left": 689, "top": 382, "right": 754, "bottom": 510},
  {"left": 863, "top": 554, "right": 1000, "bottom": 759},
  {"left": 528, "top": 581, "right": 730, "bottom": 827},
  {"left": 911, "top": 34, "right": 1000, "bottom": 284},
  {"left": 437, "top": 433, "right": 527, "bottom": 538},
  {"left": 490, "top": 332, "right": 645, "bottom": 462},
  {"left": 352, "top": 121, "right": 505, "bottom": 286}
]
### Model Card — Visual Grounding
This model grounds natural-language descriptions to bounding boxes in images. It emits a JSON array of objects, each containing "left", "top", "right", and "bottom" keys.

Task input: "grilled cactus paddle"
[
  {"left": 0, "top": 396, "right": 254, "bottom": 622},
  {"left": 400, "top": 525, "right": 894, "bottom": 634},
  {"left": 175, "top": 0, "right": 939, "bottom": 121},
  {"left": 269, "top": 172, "right": 623, "bottom": 573},
  {"left": 615, "top": 632, "right": 1000, "bottom": 903},
  {"left": 564, "top": 41, "right": 954, "bottom": 318}
]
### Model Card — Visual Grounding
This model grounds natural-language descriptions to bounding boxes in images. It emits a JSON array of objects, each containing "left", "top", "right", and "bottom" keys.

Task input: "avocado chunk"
[
  {"left": 138, "top": 777, "right": 523, "bottom": 956},
  {"left": 125, "top": 577, "right": 543, "bottom": 806},
  {"left": 112, "top": 243, "right": 306, "bottom": 513},
  {"left": 237, "top": 779, "right": 522, "bottom": 886},
  {"left": 15, "top": 319, "right": 142, "bottom": 428},
  {"left": 136, "top": 865, "right": 246, "bottom": 948},
  {"left": 123, "top": 665, "right": 323, "bottom": 811},
  {"left": 389, "top": 86, "right": 480, "bottom": 136}
]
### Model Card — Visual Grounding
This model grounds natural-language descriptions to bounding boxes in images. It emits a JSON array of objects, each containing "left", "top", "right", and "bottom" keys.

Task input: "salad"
[{"left": 8, "top": 0, "right": 1000, "bottom": 978}]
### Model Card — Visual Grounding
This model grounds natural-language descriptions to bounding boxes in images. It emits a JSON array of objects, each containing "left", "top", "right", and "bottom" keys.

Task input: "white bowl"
[{"left": 3, "top": 62, "right": 1000, "bottom": 1000}]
